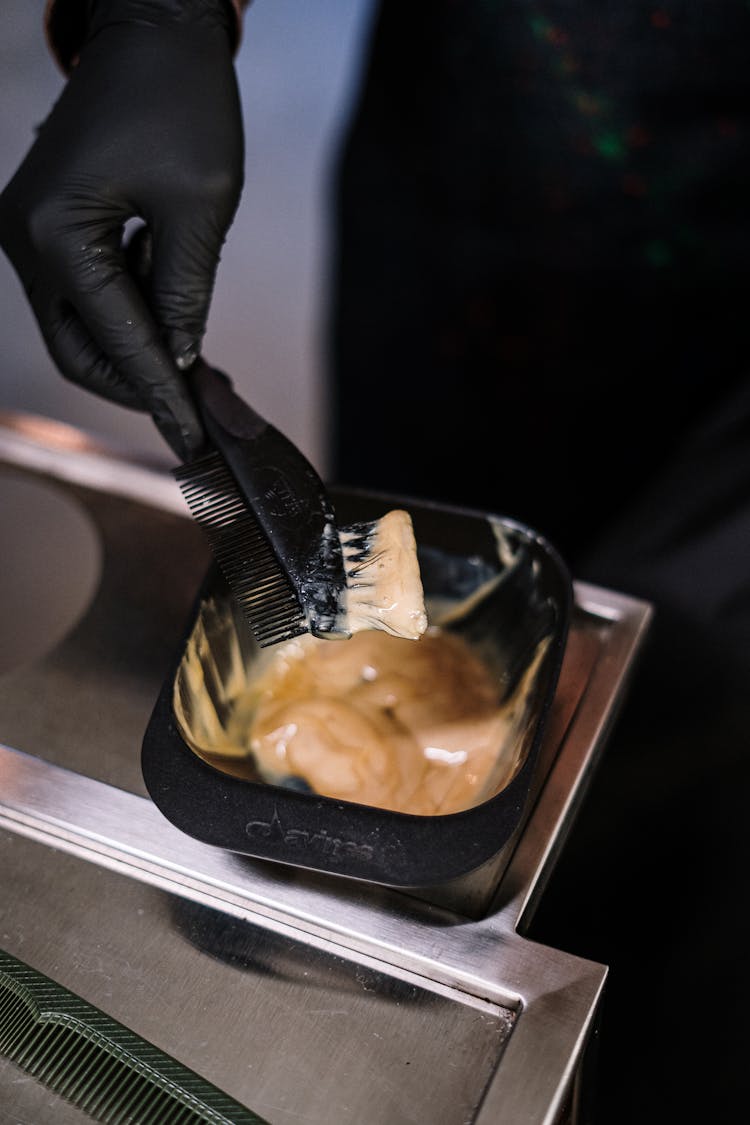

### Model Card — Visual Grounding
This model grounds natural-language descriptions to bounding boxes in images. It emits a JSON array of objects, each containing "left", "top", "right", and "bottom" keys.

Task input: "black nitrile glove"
[{"left": 0, "top": 0, "right": 244, "bottom": 459}]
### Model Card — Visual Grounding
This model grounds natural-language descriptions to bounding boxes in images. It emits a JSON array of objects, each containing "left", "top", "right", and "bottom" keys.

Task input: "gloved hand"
[{"left": 0, "top": 0, "right": 244, "bottom": 460}]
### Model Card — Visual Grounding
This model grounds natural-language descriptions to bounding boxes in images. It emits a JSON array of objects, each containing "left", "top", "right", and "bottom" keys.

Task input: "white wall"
[{"left": 0, "top": 0, "right": 375, "bottom": 473}]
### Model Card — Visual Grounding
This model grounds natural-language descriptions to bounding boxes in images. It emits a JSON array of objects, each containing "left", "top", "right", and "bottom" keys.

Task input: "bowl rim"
[{"left": 141, "top": 491, "right": 572, "bottom": 888}]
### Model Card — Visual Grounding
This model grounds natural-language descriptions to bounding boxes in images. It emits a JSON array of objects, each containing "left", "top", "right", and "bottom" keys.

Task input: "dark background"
[{"left": 328, "top": 4, "right": 750, "bottom": 1121}]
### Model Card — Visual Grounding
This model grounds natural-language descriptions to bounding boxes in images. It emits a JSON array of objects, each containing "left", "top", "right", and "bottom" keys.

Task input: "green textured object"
[{"left": 0, "top": 950, "right": 267, "bottom": 1124}]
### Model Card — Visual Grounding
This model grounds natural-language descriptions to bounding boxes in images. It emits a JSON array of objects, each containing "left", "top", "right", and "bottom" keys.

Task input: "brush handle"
[{"left": 187, "top": 359, "right": 348, "bottom": 636}]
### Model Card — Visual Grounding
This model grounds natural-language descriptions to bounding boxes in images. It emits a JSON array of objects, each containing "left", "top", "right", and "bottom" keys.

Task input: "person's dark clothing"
[
  {"left": 330, "top": 1, "right": 748, "bottom": 556},
  {"left": 329, "top": 5, "right": 750, "bottom": 1122}
]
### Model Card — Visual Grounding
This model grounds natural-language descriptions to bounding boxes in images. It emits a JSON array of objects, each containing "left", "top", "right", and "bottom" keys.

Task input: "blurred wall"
[{"left": 0, "top": 0, "right": 375, "bottom": 473}]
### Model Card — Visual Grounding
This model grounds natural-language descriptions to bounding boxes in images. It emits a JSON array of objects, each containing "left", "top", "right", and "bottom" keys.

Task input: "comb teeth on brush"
[{"left": 173, "top": 450, "right": 307, "bottom": 648}]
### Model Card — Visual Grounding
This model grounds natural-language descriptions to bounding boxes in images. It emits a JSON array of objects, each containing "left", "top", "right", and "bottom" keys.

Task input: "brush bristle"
[
  {"left": 339, "top": 509, "right": 428, "bottom": 640},
  {"left": 174, "top": 452, "right": 307, "bottom": 648}
]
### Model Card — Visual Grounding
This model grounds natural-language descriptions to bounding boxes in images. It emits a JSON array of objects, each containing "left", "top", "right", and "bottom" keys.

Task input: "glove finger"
[
  {"left": 36, "top": 285, "right": 203, "bottom": 459},
  {"left": 30, "top": 280, "right": 144, "bottom": 409},
  {"left": 123, "top": 222, "right": 153, "bottom": 291},
  {"left": 45, "top": 230, "right": 205, "bottom": 459},
  {"left": 147, "top": 216, "right": 226, "bottom": 369}
]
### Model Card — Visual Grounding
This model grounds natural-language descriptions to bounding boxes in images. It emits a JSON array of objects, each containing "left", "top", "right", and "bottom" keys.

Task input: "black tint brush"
[{"left": 174, "top": 360, "right": 427, "bottom": 648}]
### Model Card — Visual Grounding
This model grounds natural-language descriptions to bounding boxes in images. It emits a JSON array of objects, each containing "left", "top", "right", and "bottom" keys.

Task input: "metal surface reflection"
[
  {"left": 0, "top": 470, "right": 102, "bottom": 675},
  {"left": 0, "top": 412, "right": 652, "bottom": 1124}
]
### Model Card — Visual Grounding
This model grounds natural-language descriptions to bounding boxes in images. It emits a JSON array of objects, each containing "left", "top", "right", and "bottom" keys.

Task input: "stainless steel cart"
[{"left": 0, "top": 412, "right": 651, "bottom": 1125}]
